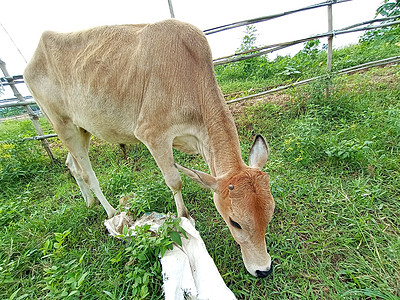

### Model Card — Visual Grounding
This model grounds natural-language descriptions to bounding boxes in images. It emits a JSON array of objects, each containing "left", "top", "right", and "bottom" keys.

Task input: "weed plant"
[{"left": 1, "top": 38, "right": 400, "bottom": 299}]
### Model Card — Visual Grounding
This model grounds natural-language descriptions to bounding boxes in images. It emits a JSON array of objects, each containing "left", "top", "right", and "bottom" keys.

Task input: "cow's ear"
[
  {"left": 249, "top": 135, "right": 270, "bottom": 170},
  {"left": 175, "top": 163, "right": 218, "bottom": 192}
]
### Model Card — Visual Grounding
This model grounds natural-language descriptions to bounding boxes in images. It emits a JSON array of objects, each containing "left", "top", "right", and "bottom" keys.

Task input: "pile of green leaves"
[{"left": 108, "top": 216, "right": 188, "bottom": 299}]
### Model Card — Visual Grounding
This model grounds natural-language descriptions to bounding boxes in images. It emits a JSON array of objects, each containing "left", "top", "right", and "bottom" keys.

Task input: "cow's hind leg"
[
  {"left": 57, "top": 123, "right": 116, "bottom": 218},
  {"left": 66, "top": 153, "right": 95, "bottom": 207}
]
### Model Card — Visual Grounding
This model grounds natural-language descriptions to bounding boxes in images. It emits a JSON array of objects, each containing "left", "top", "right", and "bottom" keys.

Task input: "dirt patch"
[{"left": 227, "top": 92, "right": 293, "bottom": 116}]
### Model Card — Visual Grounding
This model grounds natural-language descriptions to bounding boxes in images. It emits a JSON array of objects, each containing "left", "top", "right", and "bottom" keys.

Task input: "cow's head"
[{"left": 176, "top": 135, "right": 275, "bottom": 277}]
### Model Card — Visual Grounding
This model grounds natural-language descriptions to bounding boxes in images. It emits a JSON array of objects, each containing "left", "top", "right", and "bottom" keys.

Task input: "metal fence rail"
[
  {"left": 204, "top": 0, "right": 351, "bottom": 35},
  {"left": 0, "top": 59, "right": 55, "bottom": 161},
  {"left": 212, "top": 14, "right": 400, "bottom": 65}
]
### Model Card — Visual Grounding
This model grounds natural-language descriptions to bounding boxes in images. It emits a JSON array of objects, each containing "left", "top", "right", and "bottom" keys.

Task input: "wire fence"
[
  {"left": 212, "top": 14, "right": 400, "bottom": 65},
  {"left": 1, "top": 0, "right": 398, "bottom": 160},
  {"left": 204, "top": 0, "right": 352, "bottom": 35},
  {"left": 0, "top": 59, "right": 55, "bottom": 161}
]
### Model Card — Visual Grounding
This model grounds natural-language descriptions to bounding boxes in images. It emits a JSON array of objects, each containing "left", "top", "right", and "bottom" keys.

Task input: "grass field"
[{"left": 1, "top": 65, "right": 399, "bottom": 299}]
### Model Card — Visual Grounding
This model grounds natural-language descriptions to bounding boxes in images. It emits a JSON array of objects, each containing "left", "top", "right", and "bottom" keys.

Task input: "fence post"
[
  {"left": 326, "top": 0, "right": 334, "bottom": 98},
  {"left": 0, "top": 58, "right": 55, "bottom": 162},
  {"left": 327, "top": 1, "right": 333, "bottom": 72},
  {"left": 167, "top": 0, "right": 175, "bottom": 18}
]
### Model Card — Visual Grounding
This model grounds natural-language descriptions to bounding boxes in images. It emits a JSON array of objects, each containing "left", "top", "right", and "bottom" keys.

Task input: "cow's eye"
[{"left": 229, "top": 217, "right": 242, "bottom": 229}]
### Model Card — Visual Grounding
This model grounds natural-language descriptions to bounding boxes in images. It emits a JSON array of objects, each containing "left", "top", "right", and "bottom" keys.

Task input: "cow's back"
[{"left": 24, "top": 20, "right": 220, "bottom": 144}]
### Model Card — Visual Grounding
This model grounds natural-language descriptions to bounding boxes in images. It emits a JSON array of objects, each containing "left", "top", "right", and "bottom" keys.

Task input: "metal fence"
[{"left": 0, "top": 59, "right": 55, "bottom": 161}]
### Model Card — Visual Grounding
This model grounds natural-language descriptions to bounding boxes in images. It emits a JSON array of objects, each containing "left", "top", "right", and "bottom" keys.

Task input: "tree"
[
  {"left": 377, "top": 0, "right": 400, "bottom": 17},
  {"left": 237, "top": 25, "right": 258, "bottom": 52}
]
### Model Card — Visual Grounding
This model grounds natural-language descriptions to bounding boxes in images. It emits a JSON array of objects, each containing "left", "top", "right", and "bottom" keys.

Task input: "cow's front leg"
[
  {"left": 167, "top": 169, "right": 191, "bottom": 219},
  {"left": 136, "top": 132, "right": 191, "bottom": 219},
  {"left": 157, "top": 159, "right": 191, "bottom": 219}
]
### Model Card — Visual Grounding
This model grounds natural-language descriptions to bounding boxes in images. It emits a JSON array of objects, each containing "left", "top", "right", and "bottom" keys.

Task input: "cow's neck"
[{"left": 200, "top": 103, "right": 245, "bottom": 177}]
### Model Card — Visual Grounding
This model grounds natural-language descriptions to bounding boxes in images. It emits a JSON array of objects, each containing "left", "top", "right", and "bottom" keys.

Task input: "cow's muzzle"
[{"left": 255, "top": 261, "right": 273, "bottom": 278}]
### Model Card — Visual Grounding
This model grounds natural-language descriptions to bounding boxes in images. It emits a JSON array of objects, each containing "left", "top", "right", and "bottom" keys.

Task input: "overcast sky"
[{"left": 1, "top": 0, "right": 383, "bottom": 81}]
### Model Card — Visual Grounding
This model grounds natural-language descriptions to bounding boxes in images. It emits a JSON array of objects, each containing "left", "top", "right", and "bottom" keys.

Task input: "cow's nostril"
[{"left": 256, "top": 263, "right": 273, "bottom": 278}]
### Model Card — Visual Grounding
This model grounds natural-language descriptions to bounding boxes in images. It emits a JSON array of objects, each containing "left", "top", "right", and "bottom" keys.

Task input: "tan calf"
[{"left": 24, "top": 19, "right": 275, "bottom": 277}]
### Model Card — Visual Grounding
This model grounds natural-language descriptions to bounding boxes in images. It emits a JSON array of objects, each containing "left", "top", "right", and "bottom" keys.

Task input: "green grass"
[
  {"left": 216, "top": 25, "right": 400, "bottom": 97},
  {"left": 1, "top": 64, "right": 400, "bottom": 298}
]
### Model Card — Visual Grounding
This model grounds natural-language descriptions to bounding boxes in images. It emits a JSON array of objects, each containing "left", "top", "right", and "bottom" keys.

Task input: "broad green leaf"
[
  {"left": 138, "top": 253, "right": 147, "bottom": 261},
  {"left": 169, "top": 231, "right": 182, "bottom": 247},
  {"left": 177, "top": 225, "right": 188, "bottom": 239},
  {"left": 122, "top": 225, "right": 128, "bottom": 236},
  {"left": 160, "top": 246, "right": 167, "bottom": 257}
]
